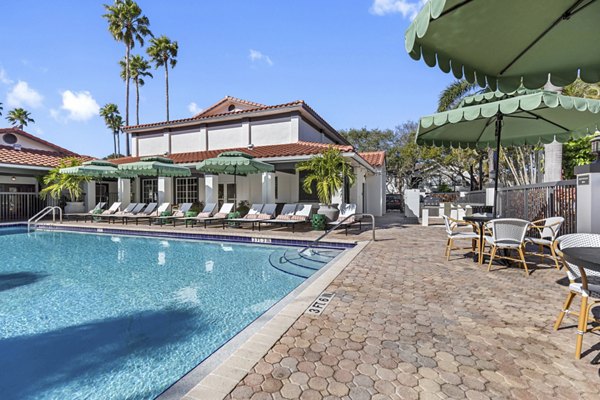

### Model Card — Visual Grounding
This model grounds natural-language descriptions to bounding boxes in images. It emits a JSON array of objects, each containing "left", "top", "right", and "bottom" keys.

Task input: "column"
[
  {"left": 575, "top": 163, "right": 600, "bottom": 233},
  {"left": 118, "top": 178, "right": 131, "bottom": 206},
  {"left": 262, "top": 172, "right": 275, "bottom": 203},
  {"left": 205, "top": 175, "right": 218, "bottom": 204},
  {"left": 157, "top": 177, "right": 173, "bottom": 205},
  {"left": 85, "top": 181, "right": 96, "bottom": 210}
]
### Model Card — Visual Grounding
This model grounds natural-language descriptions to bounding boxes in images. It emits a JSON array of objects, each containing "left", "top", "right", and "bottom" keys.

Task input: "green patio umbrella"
[
  {"left": 416, "top": 89, "right": 600, "bottom": 214},
  {"left": 405, "top": 0, "right": 600, "bottom": 92},
  {"left": 117, "top": 156, "right": 191, "bottom": 177},
  {"left": 196, "top": 151, "right": 274, "bottom": 210},
  {"left": 59, "top": 159, "right": 133, "bottom": 178}
]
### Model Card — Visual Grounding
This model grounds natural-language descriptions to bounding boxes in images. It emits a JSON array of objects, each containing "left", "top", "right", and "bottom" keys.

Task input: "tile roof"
[
  {"left": 194, "top": 96, "right": 267, "bottom": 117},
  {"left": 125, "top": 100, "right": 306, "bottom": 131},
  {"left": 0, "top": 145, "right": 93, "bottom": 168},
  {"left": 111, "top": 141, "right": 383, "bottom": 168},
  {"left": 0, "top": 128, "right": 77, "bottom": 155},
  {"left": 358, "top": 151, "right": 385, "bottom": 167}
]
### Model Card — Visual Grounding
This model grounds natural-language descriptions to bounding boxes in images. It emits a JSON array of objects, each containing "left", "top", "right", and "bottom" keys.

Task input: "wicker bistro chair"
[
  {"left": 442, "top": 215, "right": 479, "bottom": 261},
  {"left": 525, "top": 217, "right": 564, "bottom": 269},
  {"left": 484, "top": 218, "right": 531, "bottom": 276},
  {"left": 553, "top": 234, "right": 600, "bottom": 359}
]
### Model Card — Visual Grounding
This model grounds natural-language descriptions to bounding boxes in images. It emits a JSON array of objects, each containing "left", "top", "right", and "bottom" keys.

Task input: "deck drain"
[{"left": 305, "top": 292, "right": 335, "bottom": 316}]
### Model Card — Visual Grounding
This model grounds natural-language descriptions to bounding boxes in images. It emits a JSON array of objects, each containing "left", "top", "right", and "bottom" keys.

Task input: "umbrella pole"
[{"left": 493, "top": 113, "right": 503, "bottom": 217}]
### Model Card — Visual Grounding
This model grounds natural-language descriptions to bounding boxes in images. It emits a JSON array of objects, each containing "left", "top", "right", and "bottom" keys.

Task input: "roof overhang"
[{"left": 0, "top": 163, "right": 52, "bottom": 171}]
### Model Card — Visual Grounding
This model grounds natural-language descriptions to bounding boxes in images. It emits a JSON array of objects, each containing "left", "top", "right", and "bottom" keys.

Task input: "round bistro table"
[
  {"left": 464, "top": 214, "right": 495, "bottom": 263},
  {"left": 561, "top": 247, "right": 600, "bottom": 359}
]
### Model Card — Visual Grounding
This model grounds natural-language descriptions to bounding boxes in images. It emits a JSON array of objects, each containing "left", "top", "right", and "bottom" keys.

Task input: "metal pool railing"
[{"left": 0, "top": 192, "right": 57, "bottom": 222}]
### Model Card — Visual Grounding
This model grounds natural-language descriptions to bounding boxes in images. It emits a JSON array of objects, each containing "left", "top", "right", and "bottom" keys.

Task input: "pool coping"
[
  {"left": 177, "top": 240, "right": 369, "bottom": 400},
  {"left": 33, "top": 222, "right": 356, "bottom": 250}
]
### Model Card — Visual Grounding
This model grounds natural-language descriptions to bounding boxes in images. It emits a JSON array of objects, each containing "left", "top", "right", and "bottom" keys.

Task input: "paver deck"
[{"left": 223, "top": 217, "right": 600, "bottom": 399}]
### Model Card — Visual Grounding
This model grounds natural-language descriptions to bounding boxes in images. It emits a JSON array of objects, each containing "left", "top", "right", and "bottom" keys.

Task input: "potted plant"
[
  {"left": 296, "top": 146, "right": 356, "bottom": 222},
  {"left": 40, "top": 157, "right": 90, "bottom": 213}
]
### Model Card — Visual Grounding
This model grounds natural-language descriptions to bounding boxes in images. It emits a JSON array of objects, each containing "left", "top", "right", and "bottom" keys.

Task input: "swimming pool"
[{"left": 0, "top": 226, "right": 343, "bottom": 399}]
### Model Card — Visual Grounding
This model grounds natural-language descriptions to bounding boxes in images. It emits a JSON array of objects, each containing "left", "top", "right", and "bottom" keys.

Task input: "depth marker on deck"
[{"left": 305, "top": 292, "right": 335, "bottom": 316}]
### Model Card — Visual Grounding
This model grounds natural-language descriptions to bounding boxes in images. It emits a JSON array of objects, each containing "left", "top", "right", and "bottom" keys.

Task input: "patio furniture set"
[{"left": 443, "top": 213, "right": 600, "bottom": 360}]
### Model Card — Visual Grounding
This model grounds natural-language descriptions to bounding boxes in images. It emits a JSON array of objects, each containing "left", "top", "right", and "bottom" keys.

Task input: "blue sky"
[{"left": 0, "top": 0, "right": 453, "bottom": 157}]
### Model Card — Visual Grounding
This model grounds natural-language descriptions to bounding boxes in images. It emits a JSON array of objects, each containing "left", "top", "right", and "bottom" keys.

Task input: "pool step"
[{"left": 268, "top": 248, "right": 340, "bottom": 278}]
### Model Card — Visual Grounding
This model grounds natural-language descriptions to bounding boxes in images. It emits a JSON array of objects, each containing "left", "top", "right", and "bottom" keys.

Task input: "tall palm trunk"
[
  {"left": 164, "top": 62, "right": 169, "bottom": 121},
  {"left": 113, "top": 131, "right": 117, "bottom": 155},
  {"left": 125, "top": 45, "right": 131, "bottom": 156},
  {"left": 135, "top": 77, "right": 140, "bottom": 125}
]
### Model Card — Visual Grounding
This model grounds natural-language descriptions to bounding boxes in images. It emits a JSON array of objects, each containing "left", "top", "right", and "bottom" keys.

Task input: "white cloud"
[
  {"left": 0, "top": 67, "right": 12, "bottom": 85},
  {"left": 59, "top": 90, "right": 100, "bottom": 121},
  {"left": 6, "top": 81, "right": 43, "bottom": 108},
  {"left": 188, "top": 102, "right": 202, "bottom": 115},
  {"left": 249, "top": 49, "right": 273, "bottom": 66},
  {"left": 369, "top": 0, "right": 426, "bottom": 19}
]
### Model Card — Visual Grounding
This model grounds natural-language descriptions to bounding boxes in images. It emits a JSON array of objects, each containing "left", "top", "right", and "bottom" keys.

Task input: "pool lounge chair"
[
  {"left": 105, "top": 203, "right": 146, "bottom": 224},
  {"left": 227, "top": 203, "right": 276, "bottom": 230},
  {"left": 64, "top": 202, "right": 106, "bottom": 222},
  {"left": 258, "top": 204, "right": 312, "bottom": 233},
  {"left": 150, "top": 203, "right": 193, "bottom": 226},
  {"left": 118, "top": 203, "right": 158, "bottom": 225},
  {"left": 181, "top": 203, "right": 217, "bottom": 227},
  {"left": 327, "top": 203, "right": 358, "bottom": 235},
  {"left": 126, "top": 203, "right": 170, "bottom": 225},
  {"left": 191, "top": 203, "right": 235, "bottom": 228},
  {"left": 88, "top": 202, "right": 122, "bottom": 222}
]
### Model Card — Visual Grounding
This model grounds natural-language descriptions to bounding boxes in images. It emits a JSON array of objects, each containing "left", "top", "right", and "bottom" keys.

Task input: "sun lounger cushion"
[
  {"left": 255, "top": 213, "right": 272, "bottom": 220},
  {"left": 276, "top": 214, "right": 291, "bottom": 220},
  {"left": 197, "top": 212, "right": 211, "bottom": 218},
  {"left": 290, "top": 215, "right": 308, "bottom": 221},
  {"left": 214, "top": 212, "right": 228, "bottom": 218}
]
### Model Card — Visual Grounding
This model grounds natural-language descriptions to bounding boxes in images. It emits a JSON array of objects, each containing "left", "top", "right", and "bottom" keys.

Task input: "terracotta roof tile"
[
  {"left": 0, "top": 145, "right": 93, "bottom": 168},
  {"left": 111, "top": 141, "right": 389, "bottom": 168},
  {"left": 358, "top": 151, "right": 385, "bottom": 167},
  {"left": 194, "top": 96, "right": 267, "bottom": 117},
  {"left": 0, "top": 128, "right": 77, "bottom": 156}
]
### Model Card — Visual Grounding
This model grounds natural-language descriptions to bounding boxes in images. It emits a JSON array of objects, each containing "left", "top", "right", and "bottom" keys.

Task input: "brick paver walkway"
[{"left": 226, "top": 221, "right": 600, "bottom": 399}]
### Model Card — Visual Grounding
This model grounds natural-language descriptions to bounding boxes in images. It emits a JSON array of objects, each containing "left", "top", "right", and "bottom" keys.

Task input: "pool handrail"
[{"left": 28, "top": 205, "right": 62, "bottom": 232}]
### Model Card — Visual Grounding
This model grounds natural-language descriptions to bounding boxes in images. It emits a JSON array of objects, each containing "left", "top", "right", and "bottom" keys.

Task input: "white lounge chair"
[
  {"left": 190, "top": 203, "right": 234, "bottom": 228},
  {"left": 258, "top": 204, "right": 312, "bottom": 233},
  {"left": 181, "top": 203, "right": 218, "bottom": 227},
  {"left": 121, "top": 203, "right": 158, "bottom": 225},
  {"left": 106, "top": 203, "right": 146, "bottom": 224},
  {"left": 151, "top": 203, "right": 193, "bottom": 226},
  {"left": 97, "top": 202, "right": 131, "bottom": 222},
  {"left": 65, "top": 202, "right": 106, "bottom": 222},
  {"left": 327, "top": 203, "right": 358, "bottom": 235},
  {"left": 227, "top": 203, "right": 276, "bottom": 230},
  {"left": 129, "top": 202, "right": 171, "bottom": 225}
]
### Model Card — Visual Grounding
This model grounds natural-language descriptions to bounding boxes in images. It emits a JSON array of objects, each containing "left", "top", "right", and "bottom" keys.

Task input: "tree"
[
  {"left": 40, "top": 158, "right": 91, "bottom": 202},
  {"left": 103, "top": 0, "right": 152, "bottom": 155},
  {"left": 437, "top": 80, "right": 482, "bottom": 112},
  {"left": 563, "top": 135, "right": 596, "bottom": 179},
  {"left": 296, "top": 147, "right": 356, "bottom": 205},
  {"left": 100, "top": 103, "right": 124, "bottom": 156},
  {"left": 0, "top": 102, "right": 3, "bottom": 116},
  {"left": 6, "top": 108, "right": 34, "bottom": 129},
  {"left": 147, "top": 35, "right": 178, "bottom": 121},
  {"left": 120, "top": 54, "right": 153, "bottom": 125}
]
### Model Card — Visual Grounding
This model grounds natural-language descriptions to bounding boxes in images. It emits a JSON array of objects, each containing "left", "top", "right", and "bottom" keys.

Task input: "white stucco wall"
[
  {"left": 250, "top": 118, "right": 292, "bottom": 146},
  {"left": 171, "top": 129, "right": 204, "bottom": 153},
  {"left": 207, "top": 123, "right": 245, "bottom": 150},
  {"left": 137, "top": 133, "right": 169, "bottom": 156},
  {"left": 298, "top": 119, "right": 322, "bottom": 143},
  {"left": 365, "top": 167, "right": 385, "bottom": 217}
]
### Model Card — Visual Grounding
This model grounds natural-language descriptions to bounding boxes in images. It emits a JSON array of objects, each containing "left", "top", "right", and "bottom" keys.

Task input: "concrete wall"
[
  {"left": 137, "top": 133, "right": 169, "bottom": 156},
  {"left": 171, "top": 129, "right": 204, "bottom": 153},
  {"left": 207, "top": 123, "right": 245, "bottom": 150},
  {"left": 251, "top": 118, "right": 292, "bottom": 146}
]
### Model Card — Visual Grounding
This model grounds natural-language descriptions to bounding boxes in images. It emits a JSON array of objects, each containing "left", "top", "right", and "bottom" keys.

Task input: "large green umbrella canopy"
[
  {"left": 118, "top": 156, "right": 191, "bottom": 177},
  {"left": 405, "top": 0, "right": 600, "bottom": 92},
  {"left": 417, "top": 90, "right": 600, "bottom": 214},
  {"left": 60, "top": 159, "right": 133, "bottom": 178},
  {"left": 196, "top": 151, "right": 274, "bottom": 210}
]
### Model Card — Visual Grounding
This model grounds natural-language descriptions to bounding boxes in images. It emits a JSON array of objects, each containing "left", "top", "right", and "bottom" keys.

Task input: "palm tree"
[
  {"left": 0, "top": 102, "right": 3, "bottom": 116},
  {"left": 6, "top": 108, "right": 34, "bottom": 129},
  {"left": 296, "top": 147, "right": 356, "bottom": 205},
  {"left": 120, "top": 54, "right": 153, "bottom": 125},
  {"left": 147, "top": 35, "right": 178, "bottom": 121},
  {"left": 437, "top": 80, "right": 482, "bottom": 112},
  {"left": 103, "top": 0, "right": 152, "bottom": 155},
  {"left": 100, "top": 103, "right": 124, "bottom": 156},
  {"left": 40, "top": 158, "right": 91, "bottom": 202}
]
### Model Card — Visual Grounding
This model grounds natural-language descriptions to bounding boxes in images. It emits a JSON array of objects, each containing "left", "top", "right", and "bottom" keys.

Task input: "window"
[
  {"left": 298, "top": 171, "right": 319, "bottom": 202},
  {"left": 343, "top": 176, "right": 351, "bottom": 204},
  {"left": 142, "top": 179, "right": 158, "bottom": 203},
  {"left": 274, "top": 176, "right": 279, "bottom": 200},
  {"left": 227, "top": 104, "right": 236, "bottom": 112},
  {"left": 3, "top": 133, "right": 17, "bottom": 145},
  {"left": 175, "top": 177, "right": 198, "bottom": 204}
]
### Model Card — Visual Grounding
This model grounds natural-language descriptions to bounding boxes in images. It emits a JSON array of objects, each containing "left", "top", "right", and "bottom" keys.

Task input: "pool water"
[{"left": 0, "top": 228, "right": 339, "bottom": 399}]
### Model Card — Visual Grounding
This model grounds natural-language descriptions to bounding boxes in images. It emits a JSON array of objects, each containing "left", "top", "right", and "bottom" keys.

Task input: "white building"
[{"left": 114, "top": 97, "right": 386, "bottom": 216}]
